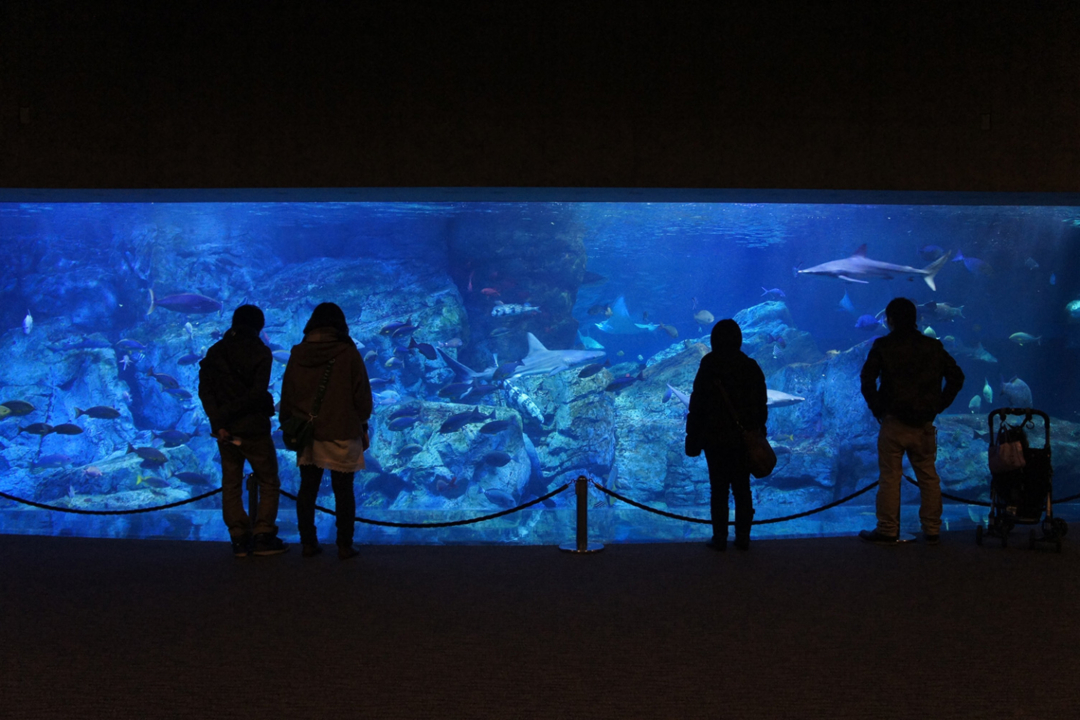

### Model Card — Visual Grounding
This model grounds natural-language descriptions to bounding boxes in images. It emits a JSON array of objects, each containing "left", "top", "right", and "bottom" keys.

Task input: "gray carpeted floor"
[{"left": 1, "top": 532, "right": 1078, "bottom": 719}]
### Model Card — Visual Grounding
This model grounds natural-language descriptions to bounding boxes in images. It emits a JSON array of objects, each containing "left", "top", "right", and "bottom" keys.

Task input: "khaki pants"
[{"left": 875, "top": 416, "right": 942, "bottom": 536}]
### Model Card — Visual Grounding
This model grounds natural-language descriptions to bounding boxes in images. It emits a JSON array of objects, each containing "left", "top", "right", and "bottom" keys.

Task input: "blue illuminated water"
[{"left": 1, "top": 197, "right": 1078, "bottom": 543}]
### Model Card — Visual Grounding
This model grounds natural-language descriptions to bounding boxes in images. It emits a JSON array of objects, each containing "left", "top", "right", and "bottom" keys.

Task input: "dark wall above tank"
[{"left": 1, "top": 1, "right": 1077, "bottom": 192}]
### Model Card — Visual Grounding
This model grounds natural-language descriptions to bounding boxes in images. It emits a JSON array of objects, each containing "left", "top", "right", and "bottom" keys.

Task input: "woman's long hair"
[{"left": 303, "top": 302, "right": 349, "bottom": 337}]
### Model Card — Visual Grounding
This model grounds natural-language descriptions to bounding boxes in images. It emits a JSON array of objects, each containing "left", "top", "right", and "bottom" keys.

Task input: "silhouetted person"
[
  {"left": 280, "top": 302, "right": 373, "bottom": 560},
  {"left": 686, "top": 319, "right": 768, "bottom": 551},
  {"left": 859, "top": 297, "right": 964, "bottom": 545},
  {"left": 198, "top": 304, "right": 287, "bottom": 557}
]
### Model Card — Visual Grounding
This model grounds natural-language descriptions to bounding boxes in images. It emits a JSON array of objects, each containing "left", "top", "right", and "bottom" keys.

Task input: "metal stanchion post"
[
  {"left": 559, "top": 475, "right": 604, "bottom": 553},
  {"left": 246, "top": 472, "right": 258, "bottom": 531}
]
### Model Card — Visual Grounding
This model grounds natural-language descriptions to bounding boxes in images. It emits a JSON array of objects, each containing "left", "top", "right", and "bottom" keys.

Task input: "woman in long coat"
[
  {"left": 280, "top": 302, "right": 373, "bottom": 560},
  {"left": 685, "top": 319, "right": 768, "bottom": 551}
]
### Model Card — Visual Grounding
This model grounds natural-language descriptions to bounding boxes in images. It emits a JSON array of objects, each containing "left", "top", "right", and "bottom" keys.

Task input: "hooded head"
[
  {"left": 303, "top": 302, "right": 349, "bottom": 336},
  {"left": 710, "top": 319, "right": 743, "bottom": 354},
  {"left": 231, "top": 304, "right": 265, "bottom": 333},
  {"left": 884, "top": 297, "right": 917, "bottom": 332}
]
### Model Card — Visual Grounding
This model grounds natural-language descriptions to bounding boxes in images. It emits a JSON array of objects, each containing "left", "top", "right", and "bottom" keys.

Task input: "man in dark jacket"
[
  {"left": 859, "top": 297, "right": 964, "bottom": 545},
  {"left": 198, "top": 304, "right": 288, "bottom": 557},
  {"left": 686, "top": 319, "right": 768, "bottom": 551}
]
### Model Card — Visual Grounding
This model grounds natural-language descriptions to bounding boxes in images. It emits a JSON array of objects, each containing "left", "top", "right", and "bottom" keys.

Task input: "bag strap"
[
  {"left": 309, "top": 358, "right": 335, "bottom": 419},
  {"left": 713, "top": 378, "right": 748, "bottom": 433}
]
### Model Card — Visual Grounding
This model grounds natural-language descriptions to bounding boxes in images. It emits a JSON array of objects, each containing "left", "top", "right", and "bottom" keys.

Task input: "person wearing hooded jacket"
[
  {"left": 280, "top": 302, "right": 373, "bottom": 560},
  {"left": 859, "top": 297, "right": 964, "bottom": 545},
  {"left": 685, "top": 319, "right": 768, "bottom": 551},
  {"left": 198, "top": 304, "right": 288, "bottom": 557}
]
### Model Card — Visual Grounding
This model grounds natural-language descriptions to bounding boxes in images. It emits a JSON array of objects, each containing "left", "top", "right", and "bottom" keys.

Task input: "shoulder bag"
[
  {"left": 715, "top": 378, "right": 777, "bottom": 479},
  {"left": 281, "top": 359, "right": 335, "bottom": 452}
]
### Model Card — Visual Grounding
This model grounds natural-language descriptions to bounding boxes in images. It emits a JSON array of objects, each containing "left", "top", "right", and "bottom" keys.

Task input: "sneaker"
[
  {"left": 231, "top": 534, "right": 252, "bottom": 558},
  {"left": 859, "top": 529, "right": 899, "bottom": 545},
  {"left": 733, "top": 535, "right": 750, "bottom": 551},
  {"left": 252, "top": 533, "right": 289, "bottom": 556},
  {"left": 924, "top": 533, "right": 940, "bottom": 545},
  {"left": 302, "top": 543, "right": 322, "bottom": 558},
  {"left": 338, "top": 544, "right": 360, "bottom": 560},
  {"left": 705, "top": 538, "right": 727, "bottom": 552}
]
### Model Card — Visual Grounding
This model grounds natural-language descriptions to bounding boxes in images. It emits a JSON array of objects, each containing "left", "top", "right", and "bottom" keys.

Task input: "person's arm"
[
  {"left": 353, "top": 350, "right": 373, "bottom": 423},
  {"left": 197, "top": 352, "right": 225, "bottom": 434},
  {"left": 939, "top": 348, "right": 965, "bottom": 412},
  {"left": 860, "top": 344, "right": 884, "bottom": 419},
  {"left": 753, "top": 363, "right": 768, "bottom": 431}
]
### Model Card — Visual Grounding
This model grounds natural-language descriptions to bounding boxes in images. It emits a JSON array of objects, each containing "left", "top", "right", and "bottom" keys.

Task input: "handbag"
[
  {"left": 715, "top": 378, "right": 777, "bottom": 479},
  {"left": 281, "top": 359, "right": 335, "bottom": 452},
  {"left": 988, "top": 423, "right": 1026, "bottom": 475}
]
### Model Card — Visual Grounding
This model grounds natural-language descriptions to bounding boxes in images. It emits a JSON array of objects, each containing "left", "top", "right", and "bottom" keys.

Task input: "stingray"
[{"left": 594, "top": 297, "right": 658, "bottom": 334}]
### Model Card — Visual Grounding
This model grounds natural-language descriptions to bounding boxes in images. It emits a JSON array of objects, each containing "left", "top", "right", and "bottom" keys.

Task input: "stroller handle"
[{"left": 987, "top": 407, "right": 1050, "bottom": 446}]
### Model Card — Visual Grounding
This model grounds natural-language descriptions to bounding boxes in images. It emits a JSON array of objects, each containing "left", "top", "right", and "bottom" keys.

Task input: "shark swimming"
[
  {"left": 438, "top": 334, "right": 605, "bottom": 382},
  {"left": 437, "top": 349, "right": 499, "bottom": 382},
  {"left": 797, "top": 245, "right": 952, "bottom": 291},
  {"left": 662, "top": 384, "right": 805, "bottom": 409},
  {"left": 512, "top": 333, "right": 606, "bottom": 377},
  {"left": 595, "top": 296, "right": 659, "bottom": 334}
]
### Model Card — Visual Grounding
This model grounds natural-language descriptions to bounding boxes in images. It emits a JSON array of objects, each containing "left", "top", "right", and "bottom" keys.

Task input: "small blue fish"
[
  {"left": 761, "top": 287, "right": 786, "bottom": 299},
  {"left": 387, "top": 415, "right": 420, "bottom": 431},
  {"left": 953, "top": 250, "right": 993, "bottom": 276},
  {"left": 604, "top": 370, "right": 644, "bottom": 393},
  {"left": 577, "top": 360, "right": 610, "bottom": 379},
  {"left": 482, "top": 451, "right": 513, "bottom": 467},
  {"left": 408, "top": 338, "right": 437, "bottom": 361},
  {"left": 388, "top": 406, "right": 421, "bottom": 421},
  {"left": 177, "top": 352, "right": 202, "bottom": 366},
  {"left": 145, "top": 368, "right": 180, "bottom": 390},
  {"left": 438, "top": 408, "right": 495, "bottom": 434},
  {"left": 491, "top": 361, "right": 522, "bottom": 382},
  {"left": 484, "top": 488, "right": 517, "bottom": 509},
  {"left": 1050, "top": 273, "right": 1056, "bottom": 285},
  {"left": 479, "top": 419, "right": 514, "bottom": 434},
  {"left": 854, "top": 314, "right": 881, "bottom": 330},
  {"left": 438, "top": 382, "right": 474, "bottom": 401},
  {"left": 368, "top": 377, "right": 392, "bottom": 391},
  {"left": 379, "top": 318, "right": 412, "bottom": 336}
]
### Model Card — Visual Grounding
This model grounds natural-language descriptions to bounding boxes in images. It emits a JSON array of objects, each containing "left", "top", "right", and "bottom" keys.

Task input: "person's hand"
[{"left": 217, "top": 428, "right": 230, "bottom": 441}]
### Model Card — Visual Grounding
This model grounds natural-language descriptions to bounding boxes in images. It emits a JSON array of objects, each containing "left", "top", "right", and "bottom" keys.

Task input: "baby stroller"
[{"left": 975, "top": 408, "right": 1067, "bottom": 552}]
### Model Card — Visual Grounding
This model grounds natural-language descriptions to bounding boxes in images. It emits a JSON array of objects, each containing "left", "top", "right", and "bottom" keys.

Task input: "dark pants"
[
  {"left": 296, "top": 464, "right": 356, "bottom": 547},
  {"left": 704, "top": 444, "right": 753, "bottom": 542},
  {"left": 218, "top": 434, "right": 281, "bottom": 539}
]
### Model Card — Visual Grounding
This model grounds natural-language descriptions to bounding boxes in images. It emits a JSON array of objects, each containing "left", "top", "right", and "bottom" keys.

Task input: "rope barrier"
[
  {"left": 0, "top": 487, "right": 223, "bottom": 515},
  {"left": 589, "top": 479, "right": 881, "bottom": 525},
  {"left": 898, "top": 475, "right": 988, "bottom": 508},
  {"left": 279, "top": 481, "right": 572, "bottom": 528}
]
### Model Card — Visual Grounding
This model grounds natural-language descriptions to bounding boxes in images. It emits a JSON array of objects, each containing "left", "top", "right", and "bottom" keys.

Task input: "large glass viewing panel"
[{"left": 1, "top": 190, "right": 1078, "bottom": 544}]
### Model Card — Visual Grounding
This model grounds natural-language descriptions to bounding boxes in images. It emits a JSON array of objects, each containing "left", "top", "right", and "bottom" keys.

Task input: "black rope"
[
  {"left": 589, "top": 480, "right": 881, "bottom": 525},
  {"left": 0, "top": 487, "right": 223, "bottom": 515},
  {"left": 279, "top": 481, "right": 572, "bottom": 528},
  {"left": 902, "top": 475, "right": 992, "bottom": 507}
]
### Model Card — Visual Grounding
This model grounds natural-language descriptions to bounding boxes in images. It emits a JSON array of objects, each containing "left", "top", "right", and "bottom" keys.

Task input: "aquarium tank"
[{"left": 1, "top": 191, "right": 1078, "bottom": 544}]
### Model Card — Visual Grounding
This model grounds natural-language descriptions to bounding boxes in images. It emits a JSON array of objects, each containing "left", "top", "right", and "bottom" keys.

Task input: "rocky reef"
[{"left": 3, "top": 228, "right": 1078, "bottom": 545}]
